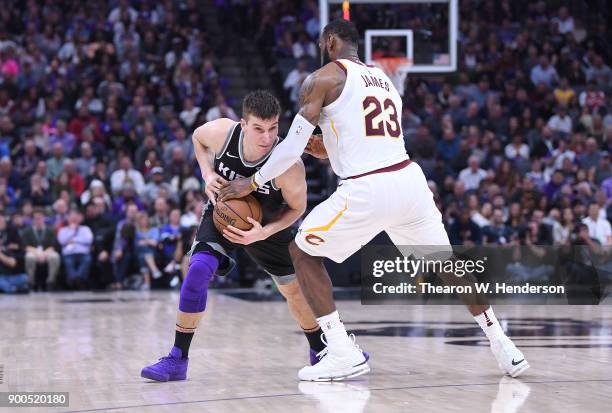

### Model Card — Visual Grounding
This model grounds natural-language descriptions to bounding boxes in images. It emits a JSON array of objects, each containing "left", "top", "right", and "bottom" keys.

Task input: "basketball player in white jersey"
[{"left": 219, "top": 20, "right": 529, "bottom": 381}]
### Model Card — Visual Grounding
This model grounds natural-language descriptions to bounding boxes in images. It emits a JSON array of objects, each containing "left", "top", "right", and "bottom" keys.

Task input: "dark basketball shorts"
[{"left": 188, "top": 204, "right": 296, "bottom": 284}]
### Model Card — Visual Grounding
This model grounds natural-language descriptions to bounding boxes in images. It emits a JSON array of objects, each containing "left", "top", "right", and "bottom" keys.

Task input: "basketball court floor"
[{"left": 1, "top": 290, "right": 611, "bottom": 412}]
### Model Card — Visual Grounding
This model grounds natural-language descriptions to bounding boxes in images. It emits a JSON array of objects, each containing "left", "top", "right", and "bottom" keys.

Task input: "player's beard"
[{"left": 321, "top": 48, "right": 331, "bottom": 66}]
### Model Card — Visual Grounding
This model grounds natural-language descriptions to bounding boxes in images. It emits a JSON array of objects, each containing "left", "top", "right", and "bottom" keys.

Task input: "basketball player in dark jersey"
[{"left": 141, "top": 90, "right": 357, "bottom": 382}]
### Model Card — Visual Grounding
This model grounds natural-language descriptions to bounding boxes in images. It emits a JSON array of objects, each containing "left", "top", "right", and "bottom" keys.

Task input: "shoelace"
[
  {"left": 158, "top": 355, "right": 179, "bottom": 364},
  {"left": 315, "top": 333, "right": 362, "bottom": 361}
]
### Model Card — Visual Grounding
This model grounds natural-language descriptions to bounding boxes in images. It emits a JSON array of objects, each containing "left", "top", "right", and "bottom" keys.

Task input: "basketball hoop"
[{"left": 372, "top": 57, "right": 411, "bottom": 97}]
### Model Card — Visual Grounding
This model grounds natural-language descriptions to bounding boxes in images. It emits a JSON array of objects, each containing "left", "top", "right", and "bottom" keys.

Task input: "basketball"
[{"left": 213, "top": 195, "right": 262, "bottom": 233}]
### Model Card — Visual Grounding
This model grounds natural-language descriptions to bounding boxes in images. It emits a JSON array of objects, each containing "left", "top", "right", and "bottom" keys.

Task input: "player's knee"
[
  {"left": 277, "top": 279, "right": 301, "bottom": 300},
  {"left": 179, "top": 252, "right": 219, "bottom": 313},
  {"left": 187, "top": 252, "right": 218, "bottom": 281}
]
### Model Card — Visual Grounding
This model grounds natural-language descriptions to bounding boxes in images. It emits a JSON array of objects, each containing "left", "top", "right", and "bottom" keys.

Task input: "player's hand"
[
  {"left": 217, "top": 176, "right": 253, "bottom": 202},
  {"left": 204, "top": 172, "right": 228, "bottom": 205},
  {"left": 304, "top": 134, "right": 328, "bottom": 159},
  {"left": 222, "top": 217, "right": 268, "bottom": 245}
]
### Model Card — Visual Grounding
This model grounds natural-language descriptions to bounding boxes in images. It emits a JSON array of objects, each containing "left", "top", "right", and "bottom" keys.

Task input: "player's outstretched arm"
[
  {"left": 222, "top": 160, "right": 307, "bottom": 245},
  {"left": 217, "top": 67, "right": 336, "bottom": 202},
  {"left": 192, "top": 118, "right": 233, "bottom": 204}
]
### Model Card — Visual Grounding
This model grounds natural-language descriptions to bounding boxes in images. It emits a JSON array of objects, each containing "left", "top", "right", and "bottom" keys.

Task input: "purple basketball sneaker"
[{"left": 141, "top": 347, "right": 188, "bottom": 382}]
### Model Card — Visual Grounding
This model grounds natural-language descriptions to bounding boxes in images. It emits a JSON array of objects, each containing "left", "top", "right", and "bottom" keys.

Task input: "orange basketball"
[{"left": 213, "top": 195, "right": 262, "bottom": 233}]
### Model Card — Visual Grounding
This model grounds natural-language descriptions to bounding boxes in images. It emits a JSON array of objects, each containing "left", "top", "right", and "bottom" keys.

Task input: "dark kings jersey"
[{"left": 213, "top": 122, "right": 286, "bottom": 224}]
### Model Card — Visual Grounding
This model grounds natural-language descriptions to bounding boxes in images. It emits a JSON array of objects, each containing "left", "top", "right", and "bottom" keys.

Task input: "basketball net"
[{"left": 373, "top": 57, "right": 411, "bottom": 97}]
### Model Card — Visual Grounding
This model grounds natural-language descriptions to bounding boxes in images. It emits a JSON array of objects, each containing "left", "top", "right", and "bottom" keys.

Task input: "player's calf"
[
  {"left": 434, "top": 258, "right": 530, "bottom": 377},
  {"left": 141, "top": 252, "right": 219, "bottom": 382},
  {"left": 475, "top": 308, "right": 530, "bottom": 377}
]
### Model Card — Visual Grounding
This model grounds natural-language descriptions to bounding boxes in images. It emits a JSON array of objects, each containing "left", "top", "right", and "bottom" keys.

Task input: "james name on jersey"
[{"left": 361, "top": 74, "right": 390, "bottom": 92}]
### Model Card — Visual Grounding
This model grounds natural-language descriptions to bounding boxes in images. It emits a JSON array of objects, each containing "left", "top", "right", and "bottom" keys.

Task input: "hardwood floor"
[{"left": 1, "top": 291, "right": 610, "bottom": 412}]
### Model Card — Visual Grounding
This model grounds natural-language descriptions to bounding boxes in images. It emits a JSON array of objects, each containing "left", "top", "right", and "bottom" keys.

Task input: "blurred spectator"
[
  {"left": 179, "top": 98, "right": 201, "bottom": 130},
  {"left": 0, "top": 214, "right": 22, "bottom": 274},
  {"left": 49, "top": 120, "right": 77, "bottom": 155},
  {"left": 553, "top": 78, "right": 575, "bottom": 107},
  {"left": 135, "top": 135, "right": 162, "bottom": 171},
  {"left": 23, "top": 173, "right": 51, "bottom": 207},
  {"left": 292, "top": 31, "right": 317, "bottom": 59},
  {"left": 46, "top": 143, "right": 67, "bottom": 181},
  {"left": 22, "top": 209, "right": 60, "bottom": 290},
  {"left": 112, "top": 202, "right": 139, "bottom": 290},
  {"left": 579, "top": 138, "right": 602, "bottom": 170},
  {"left": 547, "top": 106, "right": 572, "bottom": 134},
  {"left": 552, "top": 138, "right": 576, "bottom": 170},
  {"left": 150, "top": 197, "right": 170, "bottom": 227},
  {"left": 80, "top": 180, "right": 112, "bottom": 209},
  {"left": 180, "top": 200, "right": 204, "bottom": 228},
  {"left": 205, "top": 95, "right": 238, "bottom": 122},
  {"left": 552, "top": 6, "right": 574, "bottom": 34},
  {"left": 582, "top": 204, "right": 611, "bottom": 245},
  {"left": 135, "top": 212, "right": 160, "bottom": 289},
  {"left": 505, "top": 135, "right": 530, "bottom": 160},
  {"left": 458, "top": 156, "right": 487, "bottom": 191},
  {"left": 14, "top": 139, "right": 42, "bottom": 179},
  {"left": 449, "top": 209, "right": 482, "bottom": 245},
  {"left": 284, "top": 59, "right": 311, "bottom": 113},
  {"left": 586, "top": 55, "right": 611, "bottom": 88},
  {"left": 63, "top": 160, "right": 85, "bottom": 197},
  {"left": 110, "top": 156, "right": 145, "bottom": 195},
  {"left": 530, "top": 56, "right": 559, "bottom": 88},
  {"left": 163, "top": 127, "right": 193, "bottom": 165},
  {"left": 483, "top": 209, "right": 512, "bottom": 245},
  {"left": 49, "top": 199, "right": 69, "bottom": 231},
  {"left": 552, "top": 208, "right": 575, "bottom": 245},
  {"left": 57, "top": 210, "right": 93, "bottom": 289},
  {"left": 108, "top": 0, "right": 137, "bottom": 25},
  {"left": 579, "top": 81, "right": 606, "bottom": 112},
  {"left": 170, "top": 162, "right": 201, "bottom": 194},
  {"left": 111, "top": 183, "right": 144, "bottom": 217},
  {"left": 0, "top": 157, "right": 20, "bottom": 192},
  {"left": 83, "top": 199, "right": 115, "bottom": 289},
  {"left": 0, "top": 214, "right": 27, "bottom": 293},
  {"left": 165, "top": 37, "right": 191, "bottom": 70},
  {"left": 74, "top": 142, "right": 97, "bottom": 178},
  {"left": 68, "top": 107, "right": 102, "bottom": 143},
  {"left": 158, "top": 208, "right": 183, "bottom": 275},
  {"left": 144, "top": 167, "right": 177, "bottom": 205}
]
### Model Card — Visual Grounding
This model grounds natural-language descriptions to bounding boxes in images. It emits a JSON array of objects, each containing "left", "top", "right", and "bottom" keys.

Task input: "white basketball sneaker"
[
  {"left": 490, "top": 336, "right": 530, "bottom": 378},
  {"left": 298, "top": 334, "right": 370, "bottom": 381}
]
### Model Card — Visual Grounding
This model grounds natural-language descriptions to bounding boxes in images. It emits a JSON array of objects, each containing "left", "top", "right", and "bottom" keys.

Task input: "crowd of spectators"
[
  {"left": 261, "top": 0, "right": 611, "bottom": 295},
  {"left": 260, "top": 0, "right": 611, "bottom": 249},
  {"left": 401, "top": 1, "right": 611, "bottom": 250},
  {"left": 0, "top": 0, "right": 611, "bottom": 293},
  {"left": 0, "top": 0, "right": 230, "bottom": 292}
]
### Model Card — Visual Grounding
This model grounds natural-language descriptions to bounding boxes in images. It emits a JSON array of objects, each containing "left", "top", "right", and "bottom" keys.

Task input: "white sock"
[
  {"left": 474, "top": 307, "right": 505, "bottom": 341},
  {"left": 317, "top": 310, "right": 352, "bottom": 348}
]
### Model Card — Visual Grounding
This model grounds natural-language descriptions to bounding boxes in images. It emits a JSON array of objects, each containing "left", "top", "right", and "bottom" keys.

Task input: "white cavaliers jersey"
[{"left": 318, "top": 58, "right": 409, "bottom": 178}]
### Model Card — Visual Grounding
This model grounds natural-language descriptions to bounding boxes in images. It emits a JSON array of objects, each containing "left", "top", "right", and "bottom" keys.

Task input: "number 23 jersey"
[{"left": 318, "top": 58, "right": 409, "bottom": 179}]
